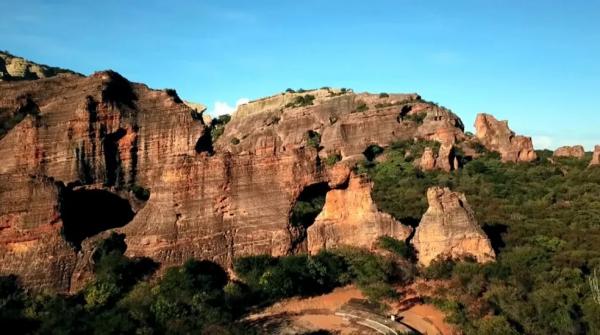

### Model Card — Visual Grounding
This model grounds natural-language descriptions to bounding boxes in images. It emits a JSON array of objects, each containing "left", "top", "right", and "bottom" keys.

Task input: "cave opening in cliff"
[
  {"left": 60, "top": 189, "right": 135, "bottom": 249},
  {"left": 289, "top": 182, "right": 330, "bottom": 252}
]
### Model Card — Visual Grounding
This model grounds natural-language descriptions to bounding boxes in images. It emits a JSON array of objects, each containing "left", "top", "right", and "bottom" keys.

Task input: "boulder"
[
  {"left": 474, "top": 113, "right": 536, "bottom": 162},
  {"left": 412, "top": 187, "right": 495, "bottom": 266}
]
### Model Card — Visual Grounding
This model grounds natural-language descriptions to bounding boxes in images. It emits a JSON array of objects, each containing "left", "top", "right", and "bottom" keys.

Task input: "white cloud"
[{"left": 210, "top": 98, "right": 249, "bottom": 117}]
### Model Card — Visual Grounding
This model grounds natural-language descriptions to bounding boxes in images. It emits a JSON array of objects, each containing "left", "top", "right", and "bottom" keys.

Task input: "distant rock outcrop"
[
  {"left": 412, "top": 187, "right": 495, "bottom": 266},
  {"left": 307, "top": 173, "right": 412, "bottom": 253},
  {"left": 590, "top": 145, "right": 600, "bottom": 167},
  {"left": 554, "top": 145, "right": 585, "bottom": 159},
  {"left": 474, "top": 113, "right": 537, "bottom": 162},
  {"left": 0, "top": 51, "right": 79, "bottom": 81}
]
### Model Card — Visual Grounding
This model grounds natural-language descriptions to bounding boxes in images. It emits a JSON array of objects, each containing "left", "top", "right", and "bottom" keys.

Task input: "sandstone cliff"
[
  {"left": 590, "top": 145, "right": 600, "bottom": 167},
  {"left": 474, "top": 113, "right": 537, "bottom": 162},
  {"left": 0, "top": 51, "right": 79, "bottom": 81},
  {"left": 554, "top": 145, "right": 585, "bottom": 159},
  {"left": 306, "top": 172, "right": 412, "bottom": 253},
  {"left": 0, "top": 67, "right": 467, "bottom": 292},
  {"left": 412, "top": 187, "right": 495, "bottom": 266}
]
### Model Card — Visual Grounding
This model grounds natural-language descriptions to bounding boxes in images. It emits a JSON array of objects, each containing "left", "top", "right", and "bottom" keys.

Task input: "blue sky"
[{"left": 2, "top": 1, "right": 599, "bottom": 149}]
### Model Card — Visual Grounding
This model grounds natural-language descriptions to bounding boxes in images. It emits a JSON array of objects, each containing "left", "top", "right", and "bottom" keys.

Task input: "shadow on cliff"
[
  {"left": 60, "top": 189, "right": 135, "bottom": 250},
  {"left": 482, "top": 223, "right": 508, "bottom": 254},
  {"left": 289, "top": 182, "right": 330, "bottom": 252}
]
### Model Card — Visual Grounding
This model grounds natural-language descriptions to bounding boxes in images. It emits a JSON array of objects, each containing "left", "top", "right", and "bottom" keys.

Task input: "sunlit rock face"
[
  {"left": 0, "top": 63, "right": 467, "bottom": 292},
  {"left": 412, "top": 187, "right": 495, "bottom": 266},
  {"left": 306, "top": 173, "right": 412, "bottom": 254},
  {"left": 554, "top": 145, "right": 585, "bottom": 159},
  {"left": 474, "top": 113, "right": 536, "bottom": 162}
]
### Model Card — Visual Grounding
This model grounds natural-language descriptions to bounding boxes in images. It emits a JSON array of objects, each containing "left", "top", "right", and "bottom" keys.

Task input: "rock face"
[
  {"left": 0, "top": 51, "right": 79, "bottom": 81},
  {"left": 418, "top": 144, "right": 459, "bottom": 172},
  {"left": 474, "top": 113, "right": 537, "bottom": 162},
  {"left": 590, "top": 145, "right": 600, "bottom": 167},
  {"left": 307, "top": 173, "right": 412, "bottom": 253},
  {"left": 0, "top": 66, "right": 468, "bottom": 292},
  {"left": 412, "top": 187, "right": 495, "bottom": 266},
  {"left": 554, "top": 145, "right": 585, "bottom": 159}
]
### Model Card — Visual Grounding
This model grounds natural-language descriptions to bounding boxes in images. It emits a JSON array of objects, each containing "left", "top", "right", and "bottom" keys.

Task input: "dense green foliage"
[
  {"left": 0, "top": 234, "right": 248, "bottom": 334},
  {"left": 210, "top": 114, "right": 231, "bottom": 142},
  {"left": 233, "top": 248, "right": 412, "bottom": 304},
  {"left": 361, "top": 140, "right": 600, "bottom": 334}
]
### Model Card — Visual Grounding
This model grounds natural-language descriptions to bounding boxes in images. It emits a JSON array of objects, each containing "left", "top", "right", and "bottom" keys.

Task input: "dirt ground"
[{"left": 246, "top": 285, "right": 456, "bottom": 334}]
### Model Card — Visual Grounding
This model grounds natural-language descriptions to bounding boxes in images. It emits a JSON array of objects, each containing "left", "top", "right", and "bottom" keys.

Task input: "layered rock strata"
[
  {"left": 0, "top": 70, "right": 466, "bottom": 292},
  {"left": 412, "top": 187, "right": 495, "bottom": 266}
]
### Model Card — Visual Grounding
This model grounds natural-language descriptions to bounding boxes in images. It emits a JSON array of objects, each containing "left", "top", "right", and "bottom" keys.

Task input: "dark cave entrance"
[
  {"left": 289, "top": 182, "right": 330, "bottom": 252},
  {"left": 60, "top": 189, "right": 135, "bottom": 249}
]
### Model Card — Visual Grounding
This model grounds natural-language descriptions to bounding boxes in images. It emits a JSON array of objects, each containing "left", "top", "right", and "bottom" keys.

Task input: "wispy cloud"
[{"left": 210, "top": 98, "right": 250, "bottom": 116}]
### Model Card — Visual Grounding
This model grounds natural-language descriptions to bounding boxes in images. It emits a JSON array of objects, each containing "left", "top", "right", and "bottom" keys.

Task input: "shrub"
[
  {"left": 324, "top": 152, "right": 342, "bottom": 166},
  {"left": 230, "top": 137, "right": 240, "bottom": 145},
  {"left": 306, "top": 130, "right": 321, "bottom": 149},
  {"left": 404, "top": 112, "right": 427, "bottom": 124},
  {"left": 377, "top": 236, "right": 410, "bottom": 258},
  {"left": 354, "top": 102, "right": 369, "bottom": 113},
  {"left": 131, "top": 185, "right": 150, "bottom": 201},
  {"left": 285, "top": 88, "right": 295, "bottom": 93},
  {"left": 379, "top": 92, "right": 389, "bottom": 98}
]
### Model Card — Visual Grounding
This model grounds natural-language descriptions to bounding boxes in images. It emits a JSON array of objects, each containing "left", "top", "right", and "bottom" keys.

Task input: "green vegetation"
[
  {"left": 324, "top": 152, "right": 342, "bottom": 166},
  {"left": 379, "top": 92, "right": 389, "bottom": 98},
  {"left": 131, "top": 185, "right": 150, "bottom": 201},
  {"left": 352, "top": 101, "right": 369, "bottom": 113},
  {"left": 404, "top": 112, "right": 427, "bottom": 124},
  {"left": 210, "top": 114, "right": 231, "bottom": 142},
  {"left": 377, "top": 236, "right": 411, "bottom": 259},
  {"left": 359, "top": 140, "right": 600, "bottom": 334},
  {"left": 230, "top": 137, "right": 240, "bottom": 145},
  {"left": 306, "top": 130, "right": 321, "bottom": 149},
  {"left": 233, "top": 247, "right": 411, "bottom": 304},
  {"left": 0, "top": 233, "right": 250, "bottom": 334},
  {"left": 285, "top": 94, "right": 315, "bottom": 108}
]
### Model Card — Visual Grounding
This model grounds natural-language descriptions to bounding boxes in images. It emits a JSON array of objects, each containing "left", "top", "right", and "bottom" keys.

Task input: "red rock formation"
[
  {"left": 412, "top": 187, "right": 495, "bottom": 266},
  {"left": 554, "top": 145, "right": 585, "bottom": 159},
  {"left": 419, "top": 147, "right": 437, "bottom": 171},
  {"left": 590, "top": 145, "right": 600, "bottom": 167},
  {"left": 474, "top": 113, "right": 537, "bottom": 162},
  {"left": 418, "top": 144, "right": 458, "bottom": 172},
  {"left": 0, "top": 69, "right": 467, "bottom": 292},
  {"left": 307, "top": 173, "right": 412, "bottom": 253}
]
